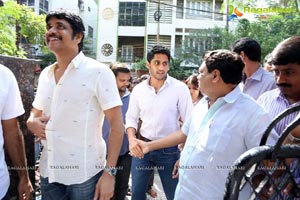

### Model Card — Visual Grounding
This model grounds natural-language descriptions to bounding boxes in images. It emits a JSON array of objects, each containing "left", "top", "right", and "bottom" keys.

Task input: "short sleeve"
[
  {"left": 95, "top": 66, "right": 122, "bottom": 111},
  {"left": 1, "top": 68, "right": 24, "bottom": 120}
]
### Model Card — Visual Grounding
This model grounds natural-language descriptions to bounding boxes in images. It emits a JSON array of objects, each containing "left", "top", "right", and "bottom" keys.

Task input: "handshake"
[
  {"left": 128, "top": 138, "right": 151, "bottom": 159},
  {"left": 128, "top": 136, "right": 180, "bottom": 179}
]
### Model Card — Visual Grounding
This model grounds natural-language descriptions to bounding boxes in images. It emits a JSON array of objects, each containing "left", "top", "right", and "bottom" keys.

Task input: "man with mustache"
[
  {"left": 26, "top": 9, "right": 124, "bottom": 200},
  {"left": 255, "top": 35, "right": 300, "bottom": 199},
  {"left": 257, "top": 36, "right": 300, "bottom": 134},
  {"left": 102, "top": 62, "right": 131, "bottom": 200}
]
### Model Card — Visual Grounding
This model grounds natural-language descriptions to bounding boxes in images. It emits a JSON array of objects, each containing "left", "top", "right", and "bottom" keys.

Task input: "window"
[
  {"left": 121, "top": 45, "right": 133, "bottom": 62},
  {"left": 186, "top": 1, "right": 211, "bottom": 17},
  {"left": 185, "top": 33, "right": 214, "bottom": 54},
  {"left": 39, "top": 0, "right": 48, "bottom": 11},
  {"left": 88, "top": 26, "right": 93, "bottom": 38},
  {"left": 177, "top": 0, "right": 184, "bottom": 18},
  {"left": 20, "top": 0, "right": 35, "bottom": 6},
  {"left": 119, "top": 2, "right": 146, "bottom": 26}
]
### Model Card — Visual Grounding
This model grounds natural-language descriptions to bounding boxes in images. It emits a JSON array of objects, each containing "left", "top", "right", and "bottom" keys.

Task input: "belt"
[{"left": 138, "top": 134, "right": 152, "bottom": 142}]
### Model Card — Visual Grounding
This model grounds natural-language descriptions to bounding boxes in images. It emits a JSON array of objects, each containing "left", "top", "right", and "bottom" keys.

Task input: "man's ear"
[
  {"left": 212, "top": 69, "right": 221, "bottom": 82},
  {"left": 146, "top": 61, "right": 150, "bottom": 69},
  {"left": 240, "top": 51, "right": 246, "bottom": 61},
  {"left": 75, "top": 33, "right": 83, "bottom": 43}
]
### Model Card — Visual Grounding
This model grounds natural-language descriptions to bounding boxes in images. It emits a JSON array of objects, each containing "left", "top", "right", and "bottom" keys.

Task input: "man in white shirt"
[
  {"left": 126, "top": 45, "right": 193, "bottom": 200},
  {"left": 131, "top": 49, "right": 277, "bottom": 199},
  {"left": 0, "top": 64, "right": 33, "bottom": 200},
  {"left": 26, "top": 9, "right": 124, "bottom": 200}
]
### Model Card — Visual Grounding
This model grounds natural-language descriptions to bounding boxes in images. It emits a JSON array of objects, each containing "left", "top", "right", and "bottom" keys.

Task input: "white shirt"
[
  {"left": 176, "top": 86, "right": 278, "bottom": 199},
  {"left": 0, "top": 65, "right": 24, "bottom": 198},
  {"left": 125, "top": 75, "right": 193, "bottom": 140},
  {"left": 33, "top": 52, "right": 122, "bottom": 185}
]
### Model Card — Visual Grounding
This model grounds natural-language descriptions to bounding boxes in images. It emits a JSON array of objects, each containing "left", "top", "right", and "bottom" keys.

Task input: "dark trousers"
[
  {"left": 114, "top": 152, "right": 132, "bottom": 200},
  {"left": 131, "top": 146, "right": 179, "bottom": 200},
  {"left": 147, "top": 171, "right": 155, "bottom": 190}
]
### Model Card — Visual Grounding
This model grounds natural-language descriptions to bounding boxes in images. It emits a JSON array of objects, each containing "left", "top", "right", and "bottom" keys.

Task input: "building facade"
[
  {"left": 97, "top": 0, "right": 226, "bottom": 66},
  {"left": 21, "top": 0, "right": 227, "bottom": 65}
]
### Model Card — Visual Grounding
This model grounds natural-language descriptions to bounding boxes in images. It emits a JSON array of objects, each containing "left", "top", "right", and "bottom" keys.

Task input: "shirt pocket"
[
  {"left": 199, "top": 123, "right": 232, "bottom": 153},
  {"left": 215, "top": 127, "right": 232, "bottom": 153}
]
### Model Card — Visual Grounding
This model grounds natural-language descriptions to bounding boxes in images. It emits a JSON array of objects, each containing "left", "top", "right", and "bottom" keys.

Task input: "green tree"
[
  {"left": 236, "top": 14, "right": 300, "bottom": 59},
  {"left": 178, "top": 12, "right": 300, "bottom": 65},
  {"left": 169, "top": 57, "right": 196, "bottom": 80},
  {"left": 132, "top": 58, "right": 147, "bottom": 70},
  {"left": 83, "top": 37, "right": 96, "bottom": 59},
  {"left": 0, "top": 0, "right": 46, "bottom": 57},
  {"left": 176, "top": 27, "right": 237, "bottom": 65}
]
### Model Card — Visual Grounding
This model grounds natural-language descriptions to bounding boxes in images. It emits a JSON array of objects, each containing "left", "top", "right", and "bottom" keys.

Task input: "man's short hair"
[
  {"left": 46, "top": 9, "right": 85, "bottom": 52},
  {"left": 147, "top": 45, "right": 171, "bottom": 63},
  {"left": 109, "top": 62, "right": 130, "bottom": 77},
  {"left": 231, "top": 37, "right": 261, "bottom": 62},
  {"left": 204, "top": 49, "right": 245, "bottom": 85},
  {"left": 271, "top": 35, "right": 300, "bottom": 65}
]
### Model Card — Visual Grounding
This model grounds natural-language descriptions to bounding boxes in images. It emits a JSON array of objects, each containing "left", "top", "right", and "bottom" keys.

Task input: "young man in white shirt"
[{"left": 126, "top": 45, "right": 193, "bottom": 200}]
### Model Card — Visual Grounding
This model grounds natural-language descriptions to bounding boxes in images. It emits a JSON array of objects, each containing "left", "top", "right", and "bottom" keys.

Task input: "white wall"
[{"left": 96, "top": 1, "right": 119, "bottom": 62}]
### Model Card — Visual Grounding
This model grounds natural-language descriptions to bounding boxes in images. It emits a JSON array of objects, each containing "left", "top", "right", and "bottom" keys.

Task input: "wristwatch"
[{"left": 104, "top": 167, "right": 117, "bottom": 177}]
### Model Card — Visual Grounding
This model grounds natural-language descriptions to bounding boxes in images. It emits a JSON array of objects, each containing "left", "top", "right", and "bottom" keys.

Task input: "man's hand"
[
  {"left": 268, "top": 176, "right": 300, "bottom": 197},
  {"left": 27, "top": 115, "right": 49, "bottom": 140},
  {"left": 93, "top": 173, "right": 115, "bottom": 200},
  {"left": 172, "top": 159, "right": 180, "bottom": 179},
  {"left": 251, "top": 169, "right": 299, "bottom": 199},
  {"left": 129, "top": 138, "right": 150, "bottom": 158},
  {"left": 18, "top": 176, "right": 33, "bottom": 200},
  {"left": 251, "top": 173, "right": 270, "bottom": 200},
  {"left": 3, "top": 118, "right": 33, "bottom": 200}
]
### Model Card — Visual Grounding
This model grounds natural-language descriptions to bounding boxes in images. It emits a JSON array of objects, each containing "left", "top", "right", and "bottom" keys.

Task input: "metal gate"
[{"left": 224, "top": 105, "right": 300, "bottom": 200}]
